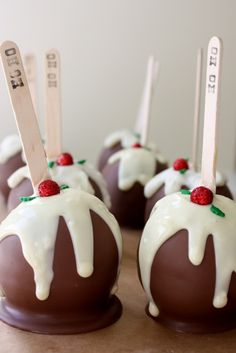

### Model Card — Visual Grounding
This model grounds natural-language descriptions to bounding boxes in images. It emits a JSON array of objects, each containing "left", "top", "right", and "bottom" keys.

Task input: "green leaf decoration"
[
  {"left": 180, "top": 189, "right": 191, "bottom": 195},
  {"left": 48, "top": 161, "right": 55, "bottom": 168},
  {"left": 179, "top": 169, "right": 187, "bottom": 174},
  {"left": 77, "top": 159, "right": 86, "bottom": 165},
  {"left": 60, "top": 184, "right": 69, "bottom": 190},
  {"left": 134, "top": 132, "right": 141, "bottom": 139},
  {"left": 210, "top": 204, "right": 225, "bottom": 218},
  {"left": 20, "top": 196, "right": 37, "bottom": 202}
]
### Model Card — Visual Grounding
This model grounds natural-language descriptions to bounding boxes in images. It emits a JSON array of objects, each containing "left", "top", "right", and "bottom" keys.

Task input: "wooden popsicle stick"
[
  {"left": 134, "top": 56, "right": 159, "bottom": 138},
  {"left": 200, "top": 37, "right": 223, "bottom": 193},
  {"left": 0, "top": 41, "right": 49, "bottom": 192},
  {"left": 44, "top": 49, "right": 62, "bottom": 159},
  {"left": 24, "top": 54, "right": 37, "bottom": 114},
  {"left": 191, "top": 48, "right": 203, "bottom": 171}
]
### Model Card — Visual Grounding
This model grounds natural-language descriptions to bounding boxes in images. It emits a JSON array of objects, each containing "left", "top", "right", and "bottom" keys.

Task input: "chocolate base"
[
  {"left": 145, "top": 184, "right": 233, "bottom": 222},
  {"left": 102, "top": 160, "right": 167, "bottom": 229},
  {"left": 0, "top": 212, "right": 122, "bottom": 334},
  {"left": 7, "top": 177, "right": 106, "bottom": 212},
  {"left": 97, "top": 143, "right": 122, "bottom": 172},
  {"left": 142, "top": 230, "right": 236, "bottom": 333},
  {"left": 0, "top": 152, "right": 24, "bottom": 202}
]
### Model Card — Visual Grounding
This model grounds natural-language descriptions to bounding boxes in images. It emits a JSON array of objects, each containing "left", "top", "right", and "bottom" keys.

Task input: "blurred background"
[{"left": 0, "top": 0, "right": 235, "bottom": 171}]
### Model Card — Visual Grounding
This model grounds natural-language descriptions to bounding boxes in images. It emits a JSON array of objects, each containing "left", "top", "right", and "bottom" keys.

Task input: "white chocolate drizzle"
[
  {"left": 104, "top": 130, "right": 139, "bottom": 149},
  {"left": 8, "top": 161, "right": 111, "bottom": 208},
  {"left": 144, "top": 166, "right": 227, "bottom": 198},
  {"left": 0, "top": 188, "right": 122, "bottom": 301},
  {"left": 108, "top": 147, "right": 161, "bottom": 191},
  {"left": 139, "top": 192, "right": 236, "bottom": 316},
  {"left": 0, "top": 135, "right": 22, "bottom": 164}
]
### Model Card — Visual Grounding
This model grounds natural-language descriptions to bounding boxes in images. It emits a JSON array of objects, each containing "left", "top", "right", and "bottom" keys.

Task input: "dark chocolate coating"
[
  {"left": 145, "top": 184, "right": 233, "bottom": 222},
  {"left": 140, "top": 230, "right": 236, "bottom": 333},
  {"left": 102, "top": 160, "right": 167, "bottom": 229},
  {"left": 7, "top": 177, "right": 106, "bottom": 212},
  {"left": 0, "top": 212, "right": 122, "bottom": 334},
  {"left": 0, "top": 152, "right": 24, "bottom": 202},
  {"left": 97, "top": 142, "right": 122, "bottom": 172}
]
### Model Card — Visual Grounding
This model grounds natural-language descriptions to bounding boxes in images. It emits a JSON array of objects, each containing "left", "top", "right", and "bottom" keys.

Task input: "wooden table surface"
[{"left": 1, "top": 229, "right": 236, "bottom": 353}]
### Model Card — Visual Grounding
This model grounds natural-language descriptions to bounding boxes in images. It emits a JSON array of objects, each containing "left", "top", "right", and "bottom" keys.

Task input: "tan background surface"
[{"left": 1, "top": 230, "right": 236, "bottom": 353}]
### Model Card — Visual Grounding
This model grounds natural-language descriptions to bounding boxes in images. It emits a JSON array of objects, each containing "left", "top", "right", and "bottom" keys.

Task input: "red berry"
[
  {"left": 132, "top": 143, "right": 142, "bottom": 148},
  {"left": 38, "top": 179, "right": 60, "bottom": 197},
  {"left": 190, "top": 186, "right": 213, "bottom": 205},
  {"left": 57, "top": 153, "right": 74, "bottom": 166},
  {"left": 173, "top": 158, "right": 189, "bottom": 171}
]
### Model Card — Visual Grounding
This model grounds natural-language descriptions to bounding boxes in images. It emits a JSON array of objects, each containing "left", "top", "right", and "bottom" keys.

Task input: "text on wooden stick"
[
  {"left": 46, "top": 53, "right": 57, "bottom": 88},
  {"left": 208, "top": 47, "right": 219, "bottom": 94},
  {"left": 5, "top": 48, "right": 24, "bottom": 89}
]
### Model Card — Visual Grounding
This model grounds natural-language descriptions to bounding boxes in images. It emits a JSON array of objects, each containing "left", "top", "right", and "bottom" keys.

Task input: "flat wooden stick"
[
  {"left": 0, "top": 41, "right": 49, "bottom": 192},
  {"left": 135, "top": 56, "right": 159, "bottom": 138},
  {"left": 24, "top": 54, "right": 37, "bottom": 114},
  {"left": 192, "top": 48, "right": 203, "bottom": 171},
  {"left": 44, "top": 49, "right": 62, "bottom": 159},
  {"left": 201, "top": 37, "right": 223, "bottom": 193}
]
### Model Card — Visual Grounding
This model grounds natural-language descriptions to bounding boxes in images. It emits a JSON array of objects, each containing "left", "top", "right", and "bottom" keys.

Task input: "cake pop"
[
  {"left": 138, "top": 36, "right": 236, "bottom": 333},
  {"left": 7, "top": 49, "right": 110, "bottom": 211},
  {"left": 0, "top": 41, "right": 122, "bottom": 334},
  {"left": 97, "top": 56, "right": 163, "bottom": 171},
  {"left": 102, "top": 57, "right": 167, "bottom": 228}
]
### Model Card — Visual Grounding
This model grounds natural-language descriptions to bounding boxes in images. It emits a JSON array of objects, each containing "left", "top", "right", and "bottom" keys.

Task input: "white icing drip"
[
  {"left": 104, "top": 130, "right": 139, "bottom": 149},
  {"left": 108, "top": 148, "right": 160, "bottom": 191},
  {"left": 139, "top": 192, "right": 236, "bottom": 314},
  {"left": 77, "top": 161, "right": 111, "bottom": 208},
  {"left": 0, "top": 135, "right": 22, "bottom": 164},
  {"left": 0, "top": 188, "right": 122, "bottom": 301},
  {"left": 145, "top": 167, "right": 227, "bottom": 198}
]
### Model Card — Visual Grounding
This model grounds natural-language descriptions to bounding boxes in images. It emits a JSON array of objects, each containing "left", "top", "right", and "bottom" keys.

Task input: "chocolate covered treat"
[
  {"left": 0, "top": 135, "right": 24, "bottom": 202},
  {"left": 144, "top": 158, "right": 233, "bottom": 220},
  {"left": 98, "top": 130, "right": 141, "bottom": 171},
  {"left": 102, "top": 144, "right": 167, "bottom": 228},
  {"left": 139, "top": 188, "right": 236, "bottom": 333},
  {"left": 0, "top": 185, "right": 122, "bottom": 334},
  {"left": 7, "top": 152, "right": 111, "bottom": 211}
]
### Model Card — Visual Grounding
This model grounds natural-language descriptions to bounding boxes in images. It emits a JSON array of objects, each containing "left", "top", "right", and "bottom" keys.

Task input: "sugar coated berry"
[
  {"left": 173, "top": 158, "right": 189, "bottom": 171},
  {"left": 190, "top": 186, "right": 213, "bottom": 205},
  {"left": 57, "top": 153, "right": 74, "bottom": 166},
  {"left": 132, "top": 143, "right": 142, "bottom": 148},
  {"left": 38, "top": 179, "right": 60, "bottom": 197}
]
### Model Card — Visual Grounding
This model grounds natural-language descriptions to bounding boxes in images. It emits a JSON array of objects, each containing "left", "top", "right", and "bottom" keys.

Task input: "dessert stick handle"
[
  {"left": 0, "top": 41, "right": 49, "bottom": 192},
  {"left": 24, "top": 54, "right": 37, "bottom": 115},
  {"left": 200, "top": 36, "right": 223, "bottom": 193},
  {"left": 192, "top": 48, "right": 203, "bottom": 171},
  {"left": 44, "top": 49, "right": 62, "bottom": 159}
]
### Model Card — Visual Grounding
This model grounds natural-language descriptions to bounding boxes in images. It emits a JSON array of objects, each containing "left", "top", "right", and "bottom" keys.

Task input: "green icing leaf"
[
  {"left": 179, "top": 169, "right": 187, "bottom": 174},
  {"left": 48, "top": 161, "right": 55, "bottom": 168},
  {"left": 20, "top": 196, "right": 37, "bottom": 202},
  {"left": 134, "top": 132, "right": 141, "bottom": 139},
  {"left": 180, "top": 189, "right": 191, "bottom": 195},
  {"left": 77, "top": 159, "right": 86, "bottom": 165},
  {"left": 60, "top": 184, "right": 69, "bottom": 190},
  {"left": 210, "top": 204, "right": 225, "bottom": 218}
]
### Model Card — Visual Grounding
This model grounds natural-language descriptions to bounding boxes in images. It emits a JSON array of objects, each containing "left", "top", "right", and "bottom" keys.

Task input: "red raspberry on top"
[
  {"left": 190, "top": 186, "right": 213, "bottom": 205},
  {"left": 132, "top": 143, "right": 142, "bottom": 148},
  {"left": 57, "top": 153, "right": 74, "bottom": 166},
  {"left": 38, "top": 179, "right": 60, "bottom": 197},
  {"left": 173, "top": 158, "right": 189, "bottom": 172}
]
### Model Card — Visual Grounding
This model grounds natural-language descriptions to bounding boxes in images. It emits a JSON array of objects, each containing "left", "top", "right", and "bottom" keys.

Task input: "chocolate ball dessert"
[
  {"left": 102, "top": 143, "right": 167, "bottom": 228},
  {"left": 144, "top": 158, "right": 233, "bottom": 221},
  {"left": 139, "top": 187, "right": 236, "bottom": 333},
  {"left": 0, "top": 135, "right": 24, "bottom": 204},
  {"left": 7, "top": 152, "right": 111, "bottom": 211},
  {"left": 0, "top": 181, "right": 122, "bottom": 334},
  {"left": 97, "top": 129, "right": 140, "bottom": 171}
]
